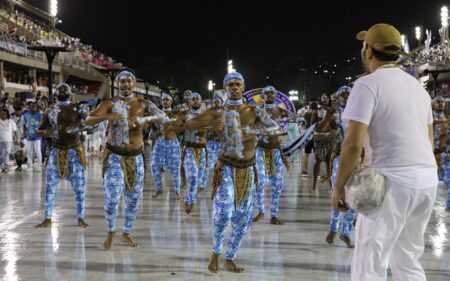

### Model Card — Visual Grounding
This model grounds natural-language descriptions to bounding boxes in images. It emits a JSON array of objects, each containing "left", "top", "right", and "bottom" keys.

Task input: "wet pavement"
[{"left": 0, "top": 150, "right": 449, "bottom": 280}]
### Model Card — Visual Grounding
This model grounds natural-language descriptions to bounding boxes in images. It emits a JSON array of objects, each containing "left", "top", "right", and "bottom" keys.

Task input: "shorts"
[{"left": 304, "top": 139, "right": 314, "bottom": 154}]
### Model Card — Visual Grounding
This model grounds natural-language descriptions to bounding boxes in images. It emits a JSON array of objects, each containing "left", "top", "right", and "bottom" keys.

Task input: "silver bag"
[{"left": 345, "top": 167, "right": 388, "bottom": 215}]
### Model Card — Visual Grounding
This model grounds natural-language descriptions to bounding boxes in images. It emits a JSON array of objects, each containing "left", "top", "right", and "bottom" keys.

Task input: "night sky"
[{"left": 23, "top": 0, "right": 446, "bottom": 93}]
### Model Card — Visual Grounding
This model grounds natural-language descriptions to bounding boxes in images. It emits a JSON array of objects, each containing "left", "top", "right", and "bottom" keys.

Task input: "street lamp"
[
  {"left": 97, "top": 67, "right": 124, "bottom": 98},
  {"left": 227, "top": 60, "right": 236, "bottom": 74},
  {"left": 208, "top": 80, "right": 215, "bottom": 101},
  {"left": 400, "top": 34, "right": 410, "bottom": 52},
  {"left": 144, "top": 82, "right": 149, "bottom": 100},
  {"left": 50, "top": 0, "right": 57, "bottom": 17},
  {"left": 441, "top": 6, "right": 449, "bottom": 41},
  {"left": 28, "top": 45, "right": 69, "bottom": 98},
  {"left": 289, "top": 90, "right": 298, "bottom": 101},
  {"left": 208, "top": 80, "right": 214, "bottom": 91},
  {"left": 442, "top": 6, "right": 448, "bottom": 28},
  {"left": 415, "top": 26, "right": 422, "bottom": 46}
]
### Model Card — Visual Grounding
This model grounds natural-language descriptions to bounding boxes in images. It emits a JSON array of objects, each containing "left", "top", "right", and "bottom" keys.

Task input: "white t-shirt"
[
  {"left": 0, "top": 119, "right": 18, "bottom": 142},
  {"left": 342, "top": 67, "right": 437, "bottom": 189}
]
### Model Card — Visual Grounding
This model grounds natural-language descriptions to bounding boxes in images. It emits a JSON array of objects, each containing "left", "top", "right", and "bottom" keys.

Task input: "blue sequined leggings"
[
  {"left": 212, "top": 165, "right": 255, "bottom": 260},
  {"left": 104, "top": 153, "right": 144, "bottom": 233},
  {"left": 255, "top": 147, "right": 284, "bottom": 217},
  {"left": 441, "top": 153, "right": 450, "bottom": 208},
  {"left": 329, "top": 156, "right": 356, "bottom": 237},
  {"left": 183, "top": 147, "right": 206, "bottom": 205},
  {"left": 151, "top": 139, "right": 181, "bottom": 194},
  {"left": 200, "top": 141, "right": 222, "bottom": 189},
  {"left": 44, "top": 148, "right": 86, "bottom": 219}
]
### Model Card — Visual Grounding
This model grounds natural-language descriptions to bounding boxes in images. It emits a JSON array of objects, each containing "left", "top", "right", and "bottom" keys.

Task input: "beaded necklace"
[
  {"left": 119, "top": 93, "right": 133, "bottom": 99},
  {"left": 264, "top": 103, "right": 276, "bottom": 109},
  {"left": 57, "top": 100, "right": 71, "bottom": 106},
  {"left": 377, "top": 63, "right": 398, "bottom": 70},
  {"left": 226, "top": 99, "right": 243, "bottom": 106}
]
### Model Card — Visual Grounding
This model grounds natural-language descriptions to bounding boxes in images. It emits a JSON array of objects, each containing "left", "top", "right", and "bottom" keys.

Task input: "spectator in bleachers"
[{"left": 13, "top": 91, "right": 20, "bottom": 104}]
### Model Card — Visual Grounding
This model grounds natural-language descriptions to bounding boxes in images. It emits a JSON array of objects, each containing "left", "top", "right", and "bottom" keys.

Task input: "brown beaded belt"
[
  {"left": 50, "top": 141, "right": 87, "bottom": 178},
  {"left": 103, "top": 144, "right": 143, "bottom": 192},
  {"left": 218, "top": 154, "right": 255, "bottom": 168},
  {"left": 257, "top": 142, "right": 291, "bottom": 175},
  {"left": 208, "top": 136, "right": 222, "bottom": 142},
  {"left": 257, "top": 141, "right": 281, "bottom": 150},
  {"left": 212, "top": 154, "right": 258, "bottom": 207},
  {"left": 105, "top": 143, "right": 143, "bottom": 156},
  {"left": 184, "top": 142, "right": 206, "bottom": 149},
  {"left": 52, "top": 140, "right": 83, "bottom": 150}
]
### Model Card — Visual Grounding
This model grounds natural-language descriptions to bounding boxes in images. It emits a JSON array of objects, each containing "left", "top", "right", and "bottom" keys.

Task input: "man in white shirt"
[
  {"left": 0, "top": 108, "right": 18, "bottom": 173},
  {"left": 331, "top": 23, "right": 437, "bottom": 281}
]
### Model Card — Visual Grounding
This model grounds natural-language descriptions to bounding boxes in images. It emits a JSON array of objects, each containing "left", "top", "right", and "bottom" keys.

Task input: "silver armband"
[{"left": 135, "top": 115, "right": 165, "bottom": 125}]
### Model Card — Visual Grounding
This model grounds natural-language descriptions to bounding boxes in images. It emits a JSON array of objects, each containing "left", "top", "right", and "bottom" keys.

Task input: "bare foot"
[
  {"left": 224, "top": 259, "right": 244, "bottom": 273},
  {"left": 320, "top": 176, "right": 329, "bottom": 183},
  {"left": 175, "top": 193, "right": 181, "bottom": 200},
  {"left": 103, "top": 232, "right": 115, "bottom": 250},
  {"left": 270, "top": 217, "right": 284, "bottom": 225},
  {"left": 252, "top": 212, "right": 265, "bottom": 223},
  {"left": 339, "top": 235, "right": 355, "bottom": 248},
  {"left": 198, "top": 187, "right": 205, "bottom": 193},
  {"left": 325, "top": 231, "right": 336, "bottom": 244},
  {"left": 78, "top": 218, "right": 89, "bottom": 228},
  {"left": 185, "top": 204, "right": 194, "bottom": 214},
  {"left": 121, "top": 233, "right": 139, "bottom": 247},
  {"left": 208, "top": 253, "right": 220, "bottom": 273},
  {"left": 152, "top": 190, "right": 163, "bottom": 199},
  {"left": 35, "top": 219, "right": 52, "bottom": 228}
]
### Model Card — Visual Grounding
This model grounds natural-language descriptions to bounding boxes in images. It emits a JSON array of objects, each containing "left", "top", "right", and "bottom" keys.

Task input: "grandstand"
[{"left": 0, "top": 0, "right": 161, "bottom": 101}]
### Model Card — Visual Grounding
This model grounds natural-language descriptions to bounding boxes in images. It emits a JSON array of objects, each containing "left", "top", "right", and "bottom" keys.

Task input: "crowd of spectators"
[
  {"left": 71, "top": 83, "right": 89, "bottom": 95},
  {"left": 0, "top": 89, "right": 108, "bottom": 174},
  {"left": 0, "top": 8, "right": 122, "bottom": 69},
  {"left": 406, "top": 43, "right": 449, "bottom": 67},
  {"left": 4, "top": 70, "right": 32, "bottom": 84},
  {"left": 3, "top": 68, "right": 56, "bottom": 89},
  {"left": 0, "top": 90, "right": 53, "bottom": 115}
]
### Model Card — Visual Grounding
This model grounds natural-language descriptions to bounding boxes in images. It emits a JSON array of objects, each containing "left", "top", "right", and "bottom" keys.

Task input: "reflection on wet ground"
[{"left": 0, "top": 151, "right": 448, "bottom": 280}]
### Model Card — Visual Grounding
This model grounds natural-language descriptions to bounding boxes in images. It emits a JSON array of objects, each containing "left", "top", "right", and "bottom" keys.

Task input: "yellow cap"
[{"left": 356, "top": 23, "right": 402, "bottom": 55}]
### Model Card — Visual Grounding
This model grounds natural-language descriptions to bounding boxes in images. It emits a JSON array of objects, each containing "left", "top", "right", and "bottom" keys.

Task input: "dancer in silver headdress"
[
  {"left": 35, "top": 83, "right": 89, "bottom": 229},
  {"left": 151, "top": 93, "right": 182, "bottom": 199},
  {"left": 85, "top": 71, "right": 166, "bottom": 250},
  {"left": 185, "top": 72, "right": 281, "bottom": 273}
]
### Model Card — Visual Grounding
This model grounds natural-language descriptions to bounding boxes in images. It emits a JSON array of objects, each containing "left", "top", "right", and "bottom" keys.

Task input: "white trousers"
[
  {"left": 88, "top": 131, "right": 102, "bottom": 152},
  {"left": 0, "top": 141, "right": 12, "bottom": 169},
  {"left": 351, "top": 180, "right": 437, "bottom": 281},
  {"left": 26, "top": 139, "right": 42, "bottom": 167}
]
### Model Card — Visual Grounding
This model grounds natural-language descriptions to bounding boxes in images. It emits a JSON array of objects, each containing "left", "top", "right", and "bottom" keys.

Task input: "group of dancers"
[
  {"left": 31, "top": 69, "right": 450, "bottom": 273},
  {"left": 431, "top": 95, "right": 450, "bottom": 213}
]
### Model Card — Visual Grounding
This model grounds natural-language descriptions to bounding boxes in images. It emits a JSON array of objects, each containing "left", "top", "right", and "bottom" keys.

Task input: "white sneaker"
[{"left": 34, "top": 165, "right": 42, "bottom": 172}]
